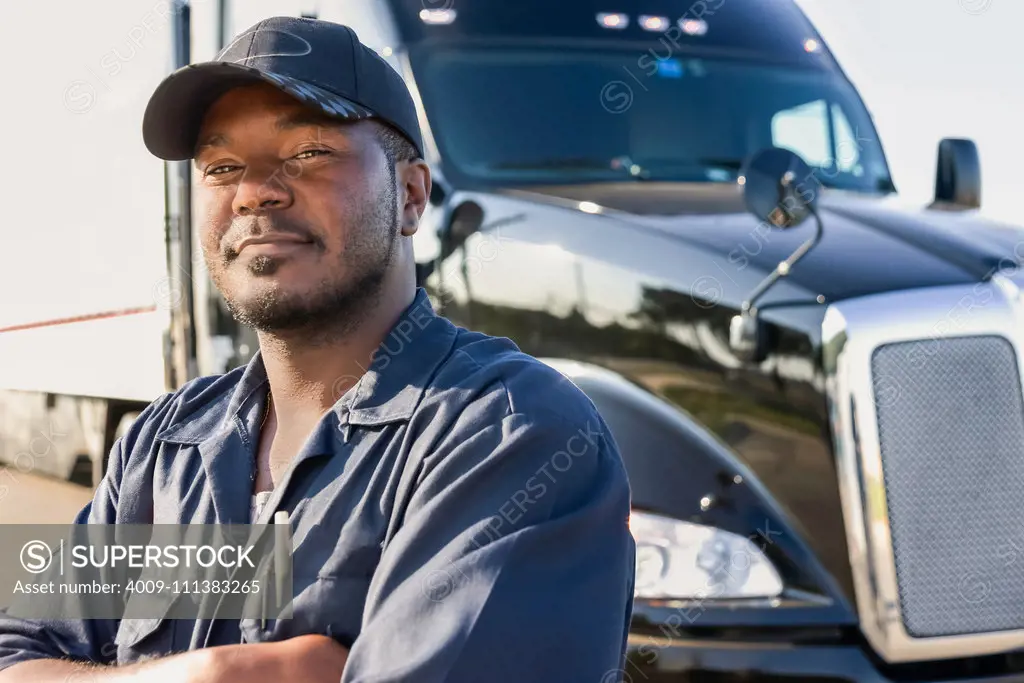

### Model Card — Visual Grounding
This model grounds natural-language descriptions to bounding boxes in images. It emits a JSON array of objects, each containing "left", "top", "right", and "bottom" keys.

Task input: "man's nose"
[{"left": 233, "top": 166, "right": 294, "bottom": 215}]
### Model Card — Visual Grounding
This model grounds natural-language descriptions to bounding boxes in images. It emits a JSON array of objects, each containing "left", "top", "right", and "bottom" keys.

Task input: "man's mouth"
[{"left": 236, "top": 234, "right": 314, "bottom": 255}]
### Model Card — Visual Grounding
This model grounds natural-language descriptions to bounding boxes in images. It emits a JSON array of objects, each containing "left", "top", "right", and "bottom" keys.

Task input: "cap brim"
[{"left": 142, "top": 62, "right": 376, "bottom": 161}]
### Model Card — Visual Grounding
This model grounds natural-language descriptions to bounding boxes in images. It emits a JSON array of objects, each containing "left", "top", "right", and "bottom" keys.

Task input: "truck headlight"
[{"left": 629, "top": 510, "right": 784, "bottom": 600}]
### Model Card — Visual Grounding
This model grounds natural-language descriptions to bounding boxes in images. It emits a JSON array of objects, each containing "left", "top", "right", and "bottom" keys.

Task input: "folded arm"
[{"left": 0, "top": 391, "right": 350, "bottom": 682}]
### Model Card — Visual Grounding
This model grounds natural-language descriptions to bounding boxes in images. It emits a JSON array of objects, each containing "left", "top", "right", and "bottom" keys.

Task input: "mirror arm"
[
  {"left": 730, "top": 205, "right": 825, "bottom": 362},
  {"left": 477, "top": 212, "right": 528, "bottom": 235},
  {"left": 741, "top": 204, "right": 824, "bottom": 317}
]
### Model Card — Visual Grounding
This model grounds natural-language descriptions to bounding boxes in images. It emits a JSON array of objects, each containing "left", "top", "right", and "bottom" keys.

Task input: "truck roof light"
[
  {"left": 679, "top": 17, "right": 708, "bottom": 36},
  {"left": 639, "top": 15, "right": 670, "bottom": 32},
  {"left": 419, "top": 9, "right": 457, "bottom": 25},
  {"left": 803, "top": 38, "right": 820, "bottom": 52},
  {"left": 597, "top": 12, "right": 629, "bottom": 29}
]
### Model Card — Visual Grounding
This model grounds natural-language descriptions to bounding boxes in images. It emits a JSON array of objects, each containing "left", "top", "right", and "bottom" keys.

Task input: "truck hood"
[{"left": 503, "top": 182, "right": 1024, "bottom": 302}]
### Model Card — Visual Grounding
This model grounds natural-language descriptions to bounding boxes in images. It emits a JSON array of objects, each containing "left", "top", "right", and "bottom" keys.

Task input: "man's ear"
[{"left": 399, "top": 159, "right": 431, "bottom": 237}]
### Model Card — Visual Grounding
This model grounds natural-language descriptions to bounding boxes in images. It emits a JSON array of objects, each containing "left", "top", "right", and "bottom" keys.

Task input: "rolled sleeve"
[{"left": 342, "top": 408, "right": 636, "bottom": 683}]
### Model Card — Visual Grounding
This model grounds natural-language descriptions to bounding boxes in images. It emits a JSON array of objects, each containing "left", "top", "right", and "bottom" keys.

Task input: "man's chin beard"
[
  {"left": 246, "top": 254, "right": 282, "bottom": 276},
  {"left": 224, "top": 266, "right": 389, "bottom": 343}
]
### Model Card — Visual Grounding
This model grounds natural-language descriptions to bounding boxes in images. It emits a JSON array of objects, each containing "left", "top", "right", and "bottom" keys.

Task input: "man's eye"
[
  {"left": 206, "top": 164, "right": 239, "bottom": 176},
  {"left": 294, "top": 149, "right": 330, "bottom": 160}
]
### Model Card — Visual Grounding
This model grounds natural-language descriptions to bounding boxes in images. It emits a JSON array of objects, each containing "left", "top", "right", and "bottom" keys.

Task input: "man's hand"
[{"left": 0, "top": 635, "right": 349, "bottom": 683}]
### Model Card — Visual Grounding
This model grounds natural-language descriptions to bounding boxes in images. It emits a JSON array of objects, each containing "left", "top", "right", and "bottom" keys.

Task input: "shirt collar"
[
  {"left": 156, "top": 287, "right": 457, "bottom": 444},
  {"left": 338, "top": 287, "right": 458, "bottom": 426}
]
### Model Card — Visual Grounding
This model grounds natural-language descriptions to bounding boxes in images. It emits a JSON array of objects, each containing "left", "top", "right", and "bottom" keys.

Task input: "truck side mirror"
[
  {"left": 742, "top": 146, "right": 819, "bottom": 229},
  {"left": 932, "top": 138, "right": 981, "bottom": 210},
  {"left": 439, "top": 199, "right": 484, "bottom": 261}
]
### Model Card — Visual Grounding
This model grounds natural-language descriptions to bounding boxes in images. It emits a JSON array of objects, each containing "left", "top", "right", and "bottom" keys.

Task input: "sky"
[{"left": 794, "top": 0, "right": 1024, "bottom": 223}]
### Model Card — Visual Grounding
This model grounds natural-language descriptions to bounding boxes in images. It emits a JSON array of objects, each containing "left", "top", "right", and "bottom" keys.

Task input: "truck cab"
[{"left": 293, "top": 1, "right": 1024, "bottom": 681}]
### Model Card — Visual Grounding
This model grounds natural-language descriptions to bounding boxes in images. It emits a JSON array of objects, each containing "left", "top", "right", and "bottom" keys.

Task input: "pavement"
[{"left": 0, "top": 471, "right": 92, "bottom": 525}]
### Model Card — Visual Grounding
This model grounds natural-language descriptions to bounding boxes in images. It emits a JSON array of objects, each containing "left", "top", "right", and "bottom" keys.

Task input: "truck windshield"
[{"left": 413, "top": 46, "right": 895, "bottom": 194}]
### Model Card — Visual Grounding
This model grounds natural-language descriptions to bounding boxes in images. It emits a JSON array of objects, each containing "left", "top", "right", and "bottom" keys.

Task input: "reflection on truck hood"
[{"left": 504, "top": 182, "right": 1024, "bottom": 302}]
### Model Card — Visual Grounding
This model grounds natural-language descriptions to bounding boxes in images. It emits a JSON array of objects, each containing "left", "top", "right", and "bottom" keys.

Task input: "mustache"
[{"left": 222, "top": 215, "right": 324, "bottom": 258}]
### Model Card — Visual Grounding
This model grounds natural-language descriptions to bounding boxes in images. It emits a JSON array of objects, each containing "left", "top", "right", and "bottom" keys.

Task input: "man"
[{"left": 0, "top": 16, "right": 635, "bottom": 683}]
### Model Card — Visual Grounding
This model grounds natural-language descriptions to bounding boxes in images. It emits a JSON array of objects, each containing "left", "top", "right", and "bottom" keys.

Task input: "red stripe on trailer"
[{"left": 0, "top": 306, "right": 160, "bottom": 334}]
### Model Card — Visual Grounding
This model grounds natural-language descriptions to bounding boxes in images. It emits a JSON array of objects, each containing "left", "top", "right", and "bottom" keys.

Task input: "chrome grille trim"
[{"left": 822, "top": 275, "right": 1024, "bottom": 662}]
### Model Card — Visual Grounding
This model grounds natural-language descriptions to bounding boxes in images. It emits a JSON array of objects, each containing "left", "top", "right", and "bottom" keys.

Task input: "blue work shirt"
[{"left": 0, "top": 288, "right": 636, "bottom": 681}]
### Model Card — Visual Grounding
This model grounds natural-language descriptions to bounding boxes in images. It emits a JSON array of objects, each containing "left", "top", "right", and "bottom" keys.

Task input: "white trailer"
[{"left": 0, "top": 0, "right": 180, "bottom": 485}]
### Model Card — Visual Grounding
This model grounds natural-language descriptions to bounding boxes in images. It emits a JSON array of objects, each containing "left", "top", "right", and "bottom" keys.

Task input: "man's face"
[{"left": 193, "top": 82, "right": 400, "bottom": 334}]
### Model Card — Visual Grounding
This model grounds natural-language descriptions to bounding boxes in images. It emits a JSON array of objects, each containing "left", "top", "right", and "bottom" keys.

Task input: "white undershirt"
[{"left": 251, "top": 490, "right": 273, "bottom": 523}]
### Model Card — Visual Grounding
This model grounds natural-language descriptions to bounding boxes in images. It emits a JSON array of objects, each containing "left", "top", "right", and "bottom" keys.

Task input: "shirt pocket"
[{"left": 239, "top": 573, "right": 370, "bottom": 648}]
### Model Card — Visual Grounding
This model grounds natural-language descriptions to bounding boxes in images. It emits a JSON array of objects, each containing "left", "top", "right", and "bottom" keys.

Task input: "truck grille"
[
  {"left": 872, "top": 335, "right": 1024, "bottom": 637},
  {"left": 823, "top": 277, "right": 1024, "bottom": 663}
]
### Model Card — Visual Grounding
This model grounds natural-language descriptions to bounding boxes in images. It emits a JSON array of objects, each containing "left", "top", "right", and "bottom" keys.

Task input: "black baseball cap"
[{"left": 142, "top": 16, "right": 424, "bottom": 161}]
